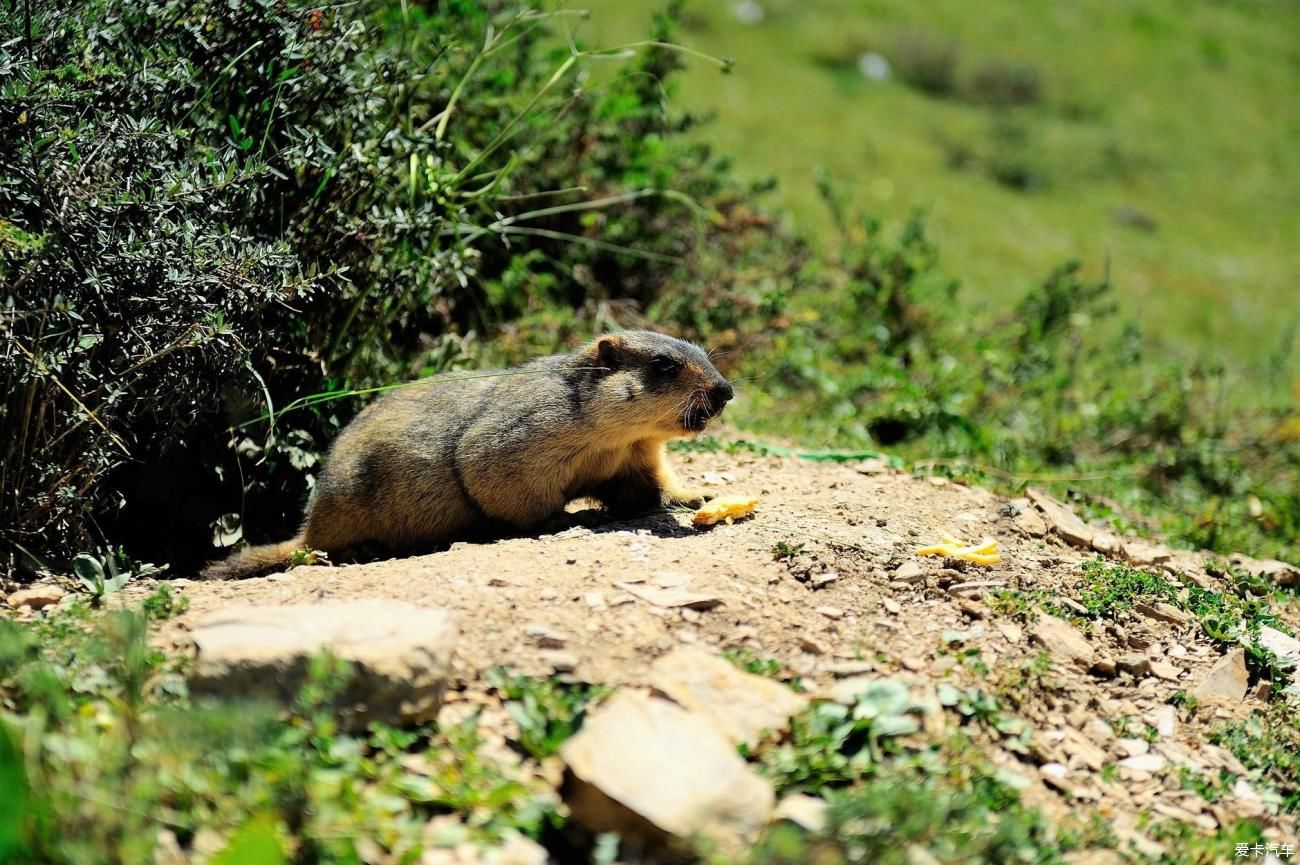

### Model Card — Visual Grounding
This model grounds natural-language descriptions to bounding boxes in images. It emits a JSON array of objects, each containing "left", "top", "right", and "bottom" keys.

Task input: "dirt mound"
[{"left": 148, "top": 447, "right": 1298, "bottom": 854}]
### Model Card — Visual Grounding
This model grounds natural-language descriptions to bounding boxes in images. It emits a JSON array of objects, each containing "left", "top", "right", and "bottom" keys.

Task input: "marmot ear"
[{"left": 595, "top": 335, "right": 623, "bottom": 371}]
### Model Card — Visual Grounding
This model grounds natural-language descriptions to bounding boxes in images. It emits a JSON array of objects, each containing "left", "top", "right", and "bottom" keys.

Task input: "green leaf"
[
  {"left": 72, "top": 553, "right": 105, "bottom": 594},
  {"left": 936, "top": 683, "right": 961, "bottom": 707},
  {"left": 103, "top": 572, "right": 131, "bottom": 594},
  {"left": 211, "top": 814, "right": 286, "bottom": 865},
  {"left": 853, "top": 678, "right": 911, "bottom": 720},
  {"left": 872, "top": 715, "right": 921, "bottom": 737},
  {"left": 0, "top": 724, "right": 30, "bottom": 861}
]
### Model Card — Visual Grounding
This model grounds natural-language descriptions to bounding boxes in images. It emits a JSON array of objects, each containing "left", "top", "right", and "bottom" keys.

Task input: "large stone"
[
  {"left": 1230, "top": 554, "right": 1300, "bottom": 588},
  {"left": 190, "top": 600, "right": 458, "bottom": 726},
  {"left": 649, "top": 646, "right": 805, "bottom": 749},
  {"left": 1030, "top": 613, "right": 1095, "bottom": 669},
  {"left": 7, "top": 585, "right": 67, "bottom": 610},
  {"left": 1257, "top": 625, "right": 1300, "bottom": 664},
  {"left": 1121, "top": 540, "right": 1173, "bottom": 567},
  {"left": 1026, "top": 489, "right": 1094, "bottom": 548},
  {"left": 1134, "top": 601, "right": 1192, "bottom": 626},
  {"left": 1195, "top": 649, "right": 1247, "bottom": 701},
  {"left": 561, "top": 690, "right": 774, "bottom": 854},
  {"left": 773, "top": 795, "right": 828, "bottom": 832}
]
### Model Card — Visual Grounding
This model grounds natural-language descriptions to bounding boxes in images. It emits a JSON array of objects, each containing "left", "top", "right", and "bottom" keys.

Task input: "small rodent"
[{"left": 200, "top": 330, "right": 733, "bottom": 580}]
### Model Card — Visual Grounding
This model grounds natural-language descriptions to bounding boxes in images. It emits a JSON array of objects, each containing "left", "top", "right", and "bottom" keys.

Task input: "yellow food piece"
[
  {"left": 692, "top": 494, "right": 760, "bottom": 526},
  {"left": 916, "top": 536, "right": 1002, "bottom": 566}
]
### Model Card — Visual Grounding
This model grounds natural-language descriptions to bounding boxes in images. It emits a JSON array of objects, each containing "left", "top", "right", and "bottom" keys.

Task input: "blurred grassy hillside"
[{"left": 573, "top": 0, "right": 1300, "bottom": 377}]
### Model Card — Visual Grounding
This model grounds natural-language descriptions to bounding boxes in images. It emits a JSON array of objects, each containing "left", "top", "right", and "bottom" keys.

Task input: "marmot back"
[{"left": 200, "top": 331, "right": 733, "bottom": 579}]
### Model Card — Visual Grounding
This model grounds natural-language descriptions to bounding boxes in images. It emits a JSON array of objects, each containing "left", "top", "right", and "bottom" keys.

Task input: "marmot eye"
[{"left": 651, "top": 355, "right": 682, "bottom": 376}]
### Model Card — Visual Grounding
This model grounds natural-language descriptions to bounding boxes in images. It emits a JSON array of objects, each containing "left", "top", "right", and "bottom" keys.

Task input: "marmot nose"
[{"left": 710, "top": 382, "right": 734, "bottom": 406}]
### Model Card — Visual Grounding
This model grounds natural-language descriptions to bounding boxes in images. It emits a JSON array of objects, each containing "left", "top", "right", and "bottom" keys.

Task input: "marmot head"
[{"left": 579, "top": 331, "right": 734, "bottom": 436}]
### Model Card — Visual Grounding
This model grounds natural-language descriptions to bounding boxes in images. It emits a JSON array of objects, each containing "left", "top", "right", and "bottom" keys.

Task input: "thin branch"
[{"left": 11, "top": 341, "right": 130, "bottom": 456}]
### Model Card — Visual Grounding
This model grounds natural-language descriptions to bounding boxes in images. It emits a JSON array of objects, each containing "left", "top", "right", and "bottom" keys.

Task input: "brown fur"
[{"left": 200, "top": 331, "right": 733, "bottom": 579}]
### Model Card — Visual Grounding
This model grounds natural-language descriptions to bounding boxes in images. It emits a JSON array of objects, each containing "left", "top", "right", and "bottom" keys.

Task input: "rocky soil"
[{"left": 13, "top": 446, "right": 1299, "bottom": 862}]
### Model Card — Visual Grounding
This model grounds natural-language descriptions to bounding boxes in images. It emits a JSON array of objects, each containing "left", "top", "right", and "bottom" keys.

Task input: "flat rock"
[
  {"left": 1117, "top": 753, "right": 1166, "bottom": 773},
  {"left": 1030, "top": 613, "right": 1095, "bottom": 669},
  {"left": 772, "top": 794, "right": 828, "bottom": 832},
  {"left": 854, "top": 457, "right": 891, "bottom": 475},
  {"left": 1147, "top": 705, "right": 1177, "bottom": 738},
  {"left": 561, "top": 690, "right": 774, "bottom": 854},
  {"left": 1090, "top": 531, "right": 1122, "bottom": 555},
  {"left": 1149, "top": 659, "right": 1182, "bottom": 681},
  {"left": 1121, "top": 540, "right": 1173, "bottom": 567},
  {"left": 1116, "top": 738, "right": 1149, "bottom": 758},
  {"left": 7, "top": 585, "right": 67, "bottom": 610},
  {"left": 190, "top": 600, "right": 458, "bottom": 726},
  {"left": 614, "top": 581, "right": 722, "bottom": 610},
  {"left": 811, "top": 570, "right": 840, "bottom": 588},
  {"left": 1257, "top": 625, "right": 1300, "bottom": 663},
  {"left": 798, "top": 635, "right": 829, "bottom": 655},
  {"left": 825, "top": 661, "right": 875, "bottom": 677},
  {"left": 1117, "top": 655, "right": 1151, "bottom": 677},
  {"left": 1012, "top": 509, "right": 1047, "bottom": 537},
  {"left": 894, "top": 561, "right": 925, "bottom": 583},
  {"left": 1134, "top": 602, "right": 1192, "bottom": 626},
  {"left": 1195, "top": 649, "right": 1248, "bottom": 701},
  {"left": 947, "top": 580, "right": 1006, "bottom": 595},
  {"left": 523, "top": 623, "right": 568, "bottom": 649},
  {"left": 1038, "top": 762, "right": 1070, "bottom": 791},
  {"left": 1026, "top": 489, "right": 1094, "bottom": 548},
  {"left": 1161, "top": 550, "right": 1210, "bottom": 587},
  {"left": 648, "top": 646, "right": 805, "bottom": 749},
  {"left": 1061, "top": 729, "right": 1108, "bottom": 771},
  {"left": 1230, "top": 554, "right": 1300, "bottom": 588}
]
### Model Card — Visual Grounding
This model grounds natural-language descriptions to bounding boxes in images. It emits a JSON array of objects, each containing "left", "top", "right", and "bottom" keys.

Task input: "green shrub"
[
  {"left": 888, "top": 29, "right": 961, "bottom": 97},
  {"left": 965, "top": 59, "right": 1042, "bottom": 107},
  {"left": 1210, "top": 706, "right": 1300, "bottom": 813},
  {"left": 749, "top": 680, "right": 1075, "bottom": 865}
]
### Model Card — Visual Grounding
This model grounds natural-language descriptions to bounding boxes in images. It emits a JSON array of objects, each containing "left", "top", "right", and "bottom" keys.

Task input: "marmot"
[{"left": 201, "top": 330, "right": 733, "bottom": 579}]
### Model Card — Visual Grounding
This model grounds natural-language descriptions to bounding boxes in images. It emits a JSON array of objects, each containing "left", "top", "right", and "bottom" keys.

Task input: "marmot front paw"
[{"left": 662, "top": 487, "right": 715, "bottom": 509}]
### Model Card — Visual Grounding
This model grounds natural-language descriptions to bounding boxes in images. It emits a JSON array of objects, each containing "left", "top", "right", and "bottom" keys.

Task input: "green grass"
[
  {"left": 572, "top": 0, "right": 1300, "bottom": 380},
  {"left": 1077, "top": 557, "right": 1178, "bottom": 618},
  {"left": 0, "top": 600, "right": 565, "bottom": 863},
  {"left": 486, "top": 668, "right": 609, "bottom": 758},
  {"left": 1209, "top": 704, "right": 1300, "bottom": 814}
]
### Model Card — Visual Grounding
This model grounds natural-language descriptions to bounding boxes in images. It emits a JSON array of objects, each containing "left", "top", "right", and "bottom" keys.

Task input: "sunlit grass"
[{"left": 571, "top": 0, "right": 1300, "bottom": 380}]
